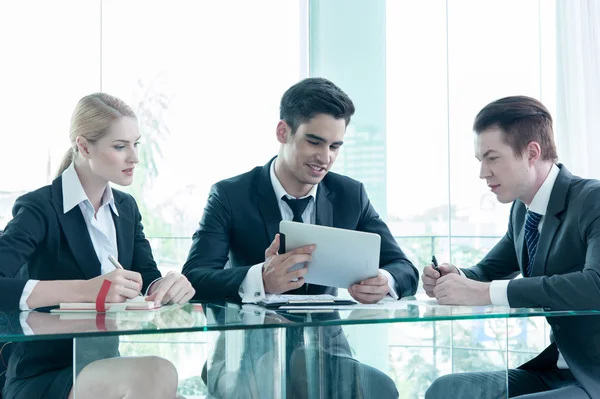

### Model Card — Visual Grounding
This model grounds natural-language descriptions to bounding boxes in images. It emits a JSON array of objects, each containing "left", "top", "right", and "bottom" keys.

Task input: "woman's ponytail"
[{"left": 55, "top": 148, "right": 74, "bottom": 178}]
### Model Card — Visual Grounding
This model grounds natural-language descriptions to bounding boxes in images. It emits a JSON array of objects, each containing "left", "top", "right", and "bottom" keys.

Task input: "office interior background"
[{"left": 1, "top": 0, "right": 599, "bottom": 397}]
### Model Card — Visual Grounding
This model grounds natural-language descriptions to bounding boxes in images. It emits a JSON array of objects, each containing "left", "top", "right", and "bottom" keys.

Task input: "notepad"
[{"left": 52, "top": 296, "right": 162, "bottom": 313}]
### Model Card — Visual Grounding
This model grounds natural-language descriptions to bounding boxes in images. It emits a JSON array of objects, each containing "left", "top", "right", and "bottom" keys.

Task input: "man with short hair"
[
  {"left": 424, "top": 96, "right": 600, "bottom": 398},
  {"left": 184, "top": 77, "right": 413, "bottom": 398},
  {"left": 183, "top": 77, "right": 418, "bottom": 304}
]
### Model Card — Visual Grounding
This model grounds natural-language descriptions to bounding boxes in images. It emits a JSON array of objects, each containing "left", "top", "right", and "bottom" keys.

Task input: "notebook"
[{"left": 52, "top": 296, "right": 162, "bottom": 313}]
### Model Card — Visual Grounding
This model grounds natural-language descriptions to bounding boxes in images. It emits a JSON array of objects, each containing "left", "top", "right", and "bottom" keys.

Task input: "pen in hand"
[
  {"left": 107, "top": 254, "right": 124, "bottom": 270},
  {"left": 108, "top": 255, "right": 143, "bottom": 297},
  {"left": 431, "top": 255, "right": 441, "bottom": 274}
]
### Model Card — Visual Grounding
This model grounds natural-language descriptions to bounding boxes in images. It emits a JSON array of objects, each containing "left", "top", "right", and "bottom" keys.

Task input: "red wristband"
[{"left": 95, "top": 279, "right": 112, "bottom": 312}]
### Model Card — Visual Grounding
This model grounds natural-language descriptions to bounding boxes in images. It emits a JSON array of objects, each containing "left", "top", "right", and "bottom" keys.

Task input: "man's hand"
[
  {"left": 262, "top": 234, "right": 315, "bottom": 294},
  {"left": 433, "top": 274, "right": 492, "bottom": 306},
  {"left": 349, "top": 272, "right": 389, "bottom": 304},
  {"left": 84, "top": 269, "right": 143, "bottom": 303},
  {"left": 146, "top": 271, "right": 196, "bottom": 307},
  {"left": 422, "top": 262, "right": 459, "bottom": 297}
]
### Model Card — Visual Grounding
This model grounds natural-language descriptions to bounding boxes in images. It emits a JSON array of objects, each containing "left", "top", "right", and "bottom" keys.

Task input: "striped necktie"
[{"left": 524, "top": 210, "right": 543, "bottom": 277}]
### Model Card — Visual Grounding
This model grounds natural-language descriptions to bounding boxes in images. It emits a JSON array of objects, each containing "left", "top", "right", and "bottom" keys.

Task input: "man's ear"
[
  {"left": 526, "top": 141, "right": 542, "bottom": 164},
  {"left": 75, "top": 136, "right": 92, "bottom": 159},
  {"left": 276, "top": 120, "right": 291, "bottom": 144}
]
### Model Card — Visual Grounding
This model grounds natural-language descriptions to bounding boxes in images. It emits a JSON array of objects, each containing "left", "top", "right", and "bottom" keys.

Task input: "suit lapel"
[
  {"left": 257, "top": 158, "right": 283, "bottom": 241},
  {"left": 532, "top": 166, "right": 570, "bottom": 276},
  {"left": 50, "top": 177, "right": 101, "bottom": 280},
  {"left": 111, "top": 192, "right": 134, "bottom": 269},
  {"left": 315, "top": 182, "right": 333, "bottom": 227},
  {"left": 534, "top": 215, "right": 560, "bottom": 276}
]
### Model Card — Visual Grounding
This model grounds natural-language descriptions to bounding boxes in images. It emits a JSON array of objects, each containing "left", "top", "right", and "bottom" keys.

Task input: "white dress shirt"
[
  {"left": 485, "top": 164, "right": 567, "bottom": 368},
  {"left": 239, "top": 158, "right": 399, "bottom": 303},
  {"left": 19, "top": 162, "right": 121, "bottom": 311}
]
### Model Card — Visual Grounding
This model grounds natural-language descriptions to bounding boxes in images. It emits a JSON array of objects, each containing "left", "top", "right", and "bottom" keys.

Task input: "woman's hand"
[
  {"left": 84, "top": 269, "right": 143, "bottom": 303},
  {"left": 146, "top": 272, "right": 196, "bottom": 306}
]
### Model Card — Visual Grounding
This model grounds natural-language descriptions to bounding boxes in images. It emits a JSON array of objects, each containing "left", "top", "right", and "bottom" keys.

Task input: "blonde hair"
[{"left": 56, "top": 93, "right": 137, "bottom": 177}]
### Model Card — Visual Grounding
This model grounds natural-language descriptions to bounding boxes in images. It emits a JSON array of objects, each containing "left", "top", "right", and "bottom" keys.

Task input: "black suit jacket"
[
  {"left": 0, "top": 176, "right": 161, "bottom": 382},
  {"left": 462, "top": 165, "right": 600, "bottom": 397},
  {"left": 183, "top": 158, "right": 418, "bottom": 301}
]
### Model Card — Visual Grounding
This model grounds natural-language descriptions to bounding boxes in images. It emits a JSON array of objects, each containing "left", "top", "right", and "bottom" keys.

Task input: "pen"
[
  {"left": 108, "top": 254, "right": 123, "bottom": 270},
  {"left": 108, "top": 255, "right": 142, "bottom": 296},
  {"left": 431, "top": 255, "right": 441, "bottom": 274}
]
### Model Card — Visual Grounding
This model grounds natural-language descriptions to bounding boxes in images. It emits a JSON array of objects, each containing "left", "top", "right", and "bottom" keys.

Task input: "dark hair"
[
  {"left": 279, "top": 77, "right": 355, "bottom": 134},
  {"left": 473, "top": 95, "right": 558, "bottom": 162}
]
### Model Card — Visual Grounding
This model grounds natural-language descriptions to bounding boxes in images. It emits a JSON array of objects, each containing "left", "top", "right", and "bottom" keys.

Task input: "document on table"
[
  {"left": 278, "top": 298, "right": 447, "bottom": 310},
  {"left": 258, "top": 294, "right": 356, "bottom": 308}
]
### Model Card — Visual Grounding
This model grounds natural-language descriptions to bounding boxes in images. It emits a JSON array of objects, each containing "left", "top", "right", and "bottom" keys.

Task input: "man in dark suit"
[
  {"left": 183, "top": 77, "right": 418, "bottom": 304},
  {"left": 423, "top": 96, "right": 600, "bottom": 398}
]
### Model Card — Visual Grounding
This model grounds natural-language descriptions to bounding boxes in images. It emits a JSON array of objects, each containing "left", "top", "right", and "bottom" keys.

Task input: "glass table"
[{"left": 2, "top": 298, "right": 599, "bottom": 398}]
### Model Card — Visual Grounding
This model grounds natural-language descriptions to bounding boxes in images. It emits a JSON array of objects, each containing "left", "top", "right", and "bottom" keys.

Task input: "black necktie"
[
  {"left": 281, "top": 196, "right": 312, "bottom": 374},
  {"left": 282, "top": 196, "right": 311, "bottom": 223}
]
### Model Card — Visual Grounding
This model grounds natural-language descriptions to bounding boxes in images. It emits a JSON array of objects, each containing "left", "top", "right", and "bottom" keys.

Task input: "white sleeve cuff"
[
  {"left": 19, "top": 280, "right": 40, "bottom": 311},
  {"left": 239, "top": 263, "right": 266, "bottom": 303},
  {"left": 457, "top": 268, "right": 465, "bottom": 277},
  {"left": 19, "top": 312, "right": 34, "bottom": 335},
  {"left": 379, "top": 269, "right": 399, "bottom": 299},
  {"left": 145, "top": 277, "right": 163, "bottom": 295},
  {"left": 489, "top": 280, "right": 510, "bottom": 306}
]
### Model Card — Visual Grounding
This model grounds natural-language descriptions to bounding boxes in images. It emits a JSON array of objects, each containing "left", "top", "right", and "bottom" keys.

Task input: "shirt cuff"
[
  {"left": 457, "top": 268, "right": 465, "bottom": 277},
  {"left": 239, "top": 263, "right": 266, "bottom": 303},
  {"left": 19, "top": 280, "right": 40, "bottom": 311},
  {"left": 19, "top": 312, "right": 34, "bottom": 335},
  {"left": 379, "top": 269, "right": 399, "bottom": 300},
  {"left": 145, "top": 277, "right": 163, "bottom": 296},
  {"left": 489, "top": 280, "right": 510, "bottom": 306}
]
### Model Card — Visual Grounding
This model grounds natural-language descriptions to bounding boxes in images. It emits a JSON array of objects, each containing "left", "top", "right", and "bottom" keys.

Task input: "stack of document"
[{"left": 258, "top": 294, "right": 356, "bottom": 308}]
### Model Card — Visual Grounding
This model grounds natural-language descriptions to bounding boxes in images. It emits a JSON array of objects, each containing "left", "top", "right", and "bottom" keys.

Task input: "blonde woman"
[{"left": 0, "top": 93, "right": 195, "bottom": 399}]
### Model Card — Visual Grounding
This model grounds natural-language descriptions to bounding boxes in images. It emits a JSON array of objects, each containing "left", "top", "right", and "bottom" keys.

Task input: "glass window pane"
[
  {"left": 0, "top": 0, "right": 100, "bottom": 226},
  {"left": 101, "top": 0, "right": 305, "bottom": 269}
]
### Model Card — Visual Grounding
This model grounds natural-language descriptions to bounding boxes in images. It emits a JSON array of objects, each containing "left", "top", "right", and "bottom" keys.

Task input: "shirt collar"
[
  {"left": 528, "top": 164, "right": 560, "bottom": 215},
  {"left": 270, "top": 157, "right": 318, "bottom": 201},
  {"left": 61, "top": 162, "right": 119, "bottom": 216}
]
